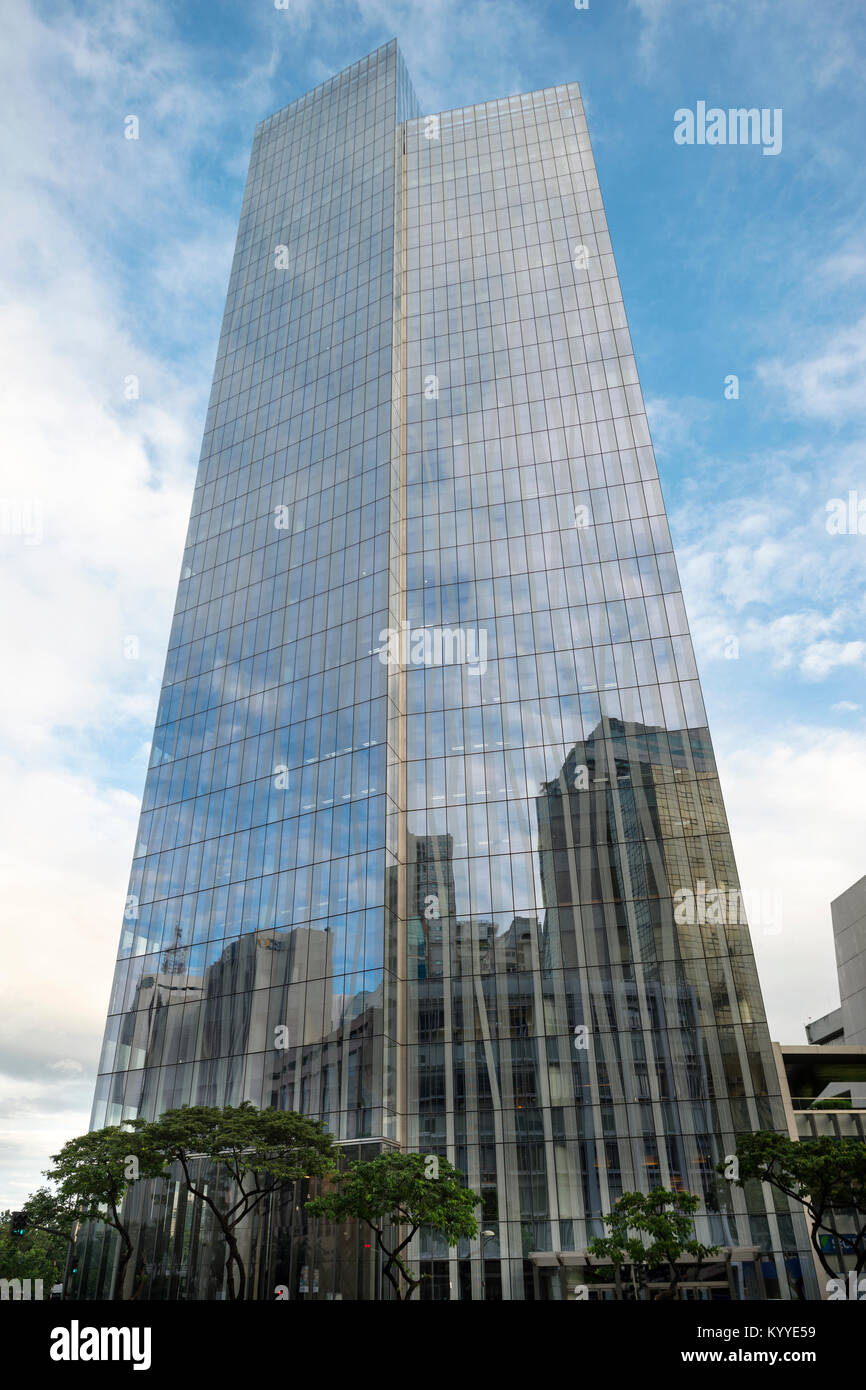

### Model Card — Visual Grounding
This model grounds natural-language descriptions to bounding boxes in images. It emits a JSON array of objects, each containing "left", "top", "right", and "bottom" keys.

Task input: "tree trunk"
[
  {"left": 175, "top": 1156, "right": 249, "bottom": 1303},
  {"left": 381, "top": 1259, "right": 402, "bottom": 1299},
  {"left": 809, "top": 1219, "right": 839, "bottom": 1283},
  {"left": 374, "top": 1223, "right": 419, "bottom": 1301},
  {"left": 108, "top": 1196, "right": 134, "bottom": 1302},
  {"left": 224, "top": 1230, "right": 246, "bottom": 1301},
  {"left": 113, "top": 1231, "right": 133, "bottom": 1301}
]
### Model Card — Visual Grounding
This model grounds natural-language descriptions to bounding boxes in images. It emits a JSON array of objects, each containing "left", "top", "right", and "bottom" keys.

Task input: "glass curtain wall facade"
[{"left": 76, "top": 41, "right": 813, "bottom": 1300}]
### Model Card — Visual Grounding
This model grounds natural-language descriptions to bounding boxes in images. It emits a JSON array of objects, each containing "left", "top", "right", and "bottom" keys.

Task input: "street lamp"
[{"left": 480, "top": 1229, "right": 496, "bottom": 1301}]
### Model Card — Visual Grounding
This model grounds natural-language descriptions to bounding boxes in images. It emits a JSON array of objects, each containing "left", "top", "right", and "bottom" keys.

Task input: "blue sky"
[{"left": 1, "top": 0, "right": 865, "bottom": 1205}]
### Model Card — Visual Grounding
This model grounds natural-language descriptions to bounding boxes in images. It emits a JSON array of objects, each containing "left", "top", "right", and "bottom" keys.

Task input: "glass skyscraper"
[{"left": 77, "top": 40, "right": 814, "bottom": 1300}]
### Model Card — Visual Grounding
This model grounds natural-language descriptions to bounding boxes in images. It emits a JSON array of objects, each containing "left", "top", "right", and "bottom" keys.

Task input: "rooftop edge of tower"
[
  {"left": 255, "top": 37, "right": 409, "bottom": 133},
  {"left": 255, "top": 40, "right": 583, "bottom": 138},
  {"left": 412, "top": 79, "right": 586, "bottom": 128}
]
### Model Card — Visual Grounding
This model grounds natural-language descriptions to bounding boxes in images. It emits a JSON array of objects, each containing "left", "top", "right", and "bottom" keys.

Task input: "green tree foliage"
[
  {"left": 43, "top": 1127, "right": 166, "bottom": 1299},
  {"left": 21, "top": 1186, "right": 77, "bottom": 1240},
  {"left": 0, "top": 1206, "right": 69, "bottom": 1291},
  {"left": 587, "top": 1187, "right": 718, "bottom": 1300},
  {"left": 306, "top": 1151, "right": 480, "bottom": 1300},
  {"left": 136, "top": 1102, "right": 337, "bottom": 1301},
  {"left": 719, "top": 1131, "right": 866, "bottom": 1280}
]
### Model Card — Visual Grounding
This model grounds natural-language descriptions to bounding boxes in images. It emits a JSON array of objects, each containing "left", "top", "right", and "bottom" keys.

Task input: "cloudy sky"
[{"left": 1, "top": 0, "right": 865, "bottom": 1208}]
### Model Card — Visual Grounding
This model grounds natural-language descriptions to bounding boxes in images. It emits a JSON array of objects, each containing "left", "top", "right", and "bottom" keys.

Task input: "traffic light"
[{"left": 10, "top": 1211, "right": 27, "bottom": 1238}]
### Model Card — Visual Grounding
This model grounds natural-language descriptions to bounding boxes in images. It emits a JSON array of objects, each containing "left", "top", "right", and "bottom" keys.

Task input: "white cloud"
[
  {"left": 0, "top": 1, "right": 247, "bottom": 1205},
  {"left": 0, "top": 762, "right": 142, "bottom": 1204},
  {"left": 628, "top": 0, "right": 678, "bottom": 65},
  {"left": 757, "top": 316, "right": 866, "bottom": 423},
  {"left": 718, "top": 726, "right": 866, "bottom": 1042},
  {"left": 671, "top": 437, "right": 866, "bottom": 683},
  {"left": 821, "top": 246, "right": 866, "bottom": 285},
  {"left": 629, "top": 0, "right": 863, "bottom": 95},
  {"left": 645, "top": 395, "right": 710, "bottom": 458},
  {"left": 800, "top": 640, "right": 866, "bottom": 681}
]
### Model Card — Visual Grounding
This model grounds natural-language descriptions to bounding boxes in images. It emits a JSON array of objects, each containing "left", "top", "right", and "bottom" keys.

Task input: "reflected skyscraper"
[{"left": 77, "top": 41, "right": 813, "bottom": 1299}]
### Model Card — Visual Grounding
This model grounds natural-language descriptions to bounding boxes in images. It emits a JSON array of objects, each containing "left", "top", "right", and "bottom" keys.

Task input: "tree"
[
  {"left": 587, "top": 1187, "right": 718, "bottom": 1301},
  {"left": 43, "top": 1127, "right": 166, "bottom": 1299},
  {"left": 719, "top": 1131, "right": 866, "bottom": 1282},
  {"left": 136, "top": 1102, "right": 337, "bottom": 1301},
  {"left": 20, "top": 1186, "right": 77, "bottom": 1241},
  {"left": 306, "top": 1151, "right": 480, "bottom": 1300},
  {"left": 0, "top": 1205, "right": 70, "bottom": 1291}
]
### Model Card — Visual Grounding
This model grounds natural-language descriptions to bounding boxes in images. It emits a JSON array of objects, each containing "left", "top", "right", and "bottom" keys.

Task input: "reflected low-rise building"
[{"left": 75, "top": 40, "right": 814, "bottom": 1299}]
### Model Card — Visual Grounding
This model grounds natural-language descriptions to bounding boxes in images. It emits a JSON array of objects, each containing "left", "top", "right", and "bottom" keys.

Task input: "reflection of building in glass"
[
  {"left": 536, "top": 723, "right": 759, "bottom": 1260},
  {"left": 403, "top": 832, "right": 457, "bottom": 980},
  {"left": 401, "top": 721, "right": 810, "bottom": 1300},
  {"left": 77, "top": 40, "right": 814, "bottom": 1299},
  {"left": 88, "top": 927, "right": 385, "bottom": 1298}
]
